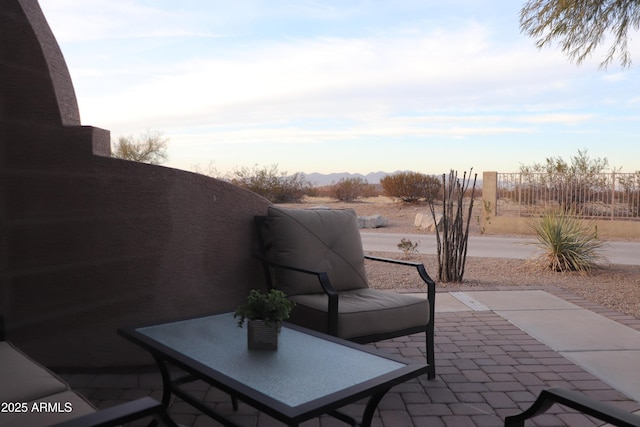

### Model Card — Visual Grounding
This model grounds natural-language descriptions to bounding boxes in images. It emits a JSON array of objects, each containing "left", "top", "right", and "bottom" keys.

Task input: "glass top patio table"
[{"left": 119, "top": 312, "right": 429, "bottom": 426}]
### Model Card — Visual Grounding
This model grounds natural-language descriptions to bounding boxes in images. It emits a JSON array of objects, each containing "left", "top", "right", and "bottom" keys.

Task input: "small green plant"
[
  {"left": 397, "top": 238, "right": 420, "bottom": 258},
  {"left": 234, "top": 289, "right": 295, "bottom": 329},
  {"left": 528, "top": 208, "right": 608, "bottom": 273}
]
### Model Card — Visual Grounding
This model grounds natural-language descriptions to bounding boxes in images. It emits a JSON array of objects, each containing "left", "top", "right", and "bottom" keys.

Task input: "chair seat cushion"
[
  {"left": 289, "top": 289, "right": 430, "bottom": 340},
  {"left": 0, "top": 341, "right": 68, "bottom": 402}
]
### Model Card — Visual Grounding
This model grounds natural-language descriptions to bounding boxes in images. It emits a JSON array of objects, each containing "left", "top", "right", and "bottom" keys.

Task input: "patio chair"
[
  {"left": 255, "top": 206, "right": 436, "bottom": 379},
  {"left": 504, "top": 387, "right": 640, "bottom": 427},
  {"left": 0, "top": 315, "right": 177, "bottom": 427}
]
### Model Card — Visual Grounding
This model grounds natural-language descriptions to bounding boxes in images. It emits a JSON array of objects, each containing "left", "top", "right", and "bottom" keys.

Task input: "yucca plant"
[{"left": 529, "top": 209, "right": 608, "bottom": 273}]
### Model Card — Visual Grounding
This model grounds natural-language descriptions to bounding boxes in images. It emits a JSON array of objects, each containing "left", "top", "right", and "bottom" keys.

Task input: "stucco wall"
[{"left": 1, "top": 0, "right": 272, "bottom": 368}]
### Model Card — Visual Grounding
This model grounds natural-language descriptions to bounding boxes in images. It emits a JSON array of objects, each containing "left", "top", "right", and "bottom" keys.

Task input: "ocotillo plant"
[{"left": 428, "top": 169, "right": 477, "bottom": 282}]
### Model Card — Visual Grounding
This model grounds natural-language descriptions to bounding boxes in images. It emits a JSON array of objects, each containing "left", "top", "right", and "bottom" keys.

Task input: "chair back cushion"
[{"left": 266, "top": 206, "right": 369, "bottom": 295}]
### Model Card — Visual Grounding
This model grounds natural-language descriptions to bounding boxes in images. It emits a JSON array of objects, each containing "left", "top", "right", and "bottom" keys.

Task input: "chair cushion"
[
  {"left": 0, "top": 341, "right": 68, "bottom": 402},
  {"left": 289, "top": 289, "right": 430, "bottom": 339},
  {"left": 266, "top": 206, "right": 369, "bottom": 296}
]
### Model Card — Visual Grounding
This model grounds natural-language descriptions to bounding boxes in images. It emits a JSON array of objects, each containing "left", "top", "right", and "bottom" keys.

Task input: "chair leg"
[{"left": 426, "top": 330, "right": 435, "bottom": 379}]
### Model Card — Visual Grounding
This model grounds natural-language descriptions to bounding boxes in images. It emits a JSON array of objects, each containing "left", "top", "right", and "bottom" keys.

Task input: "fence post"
[{"left": 482, "top": 172, "right": 498, "bottom": 232}]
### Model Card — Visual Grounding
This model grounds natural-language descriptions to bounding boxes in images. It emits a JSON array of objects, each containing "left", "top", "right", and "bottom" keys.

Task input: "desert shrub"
[
  {"left": 331, "top": 177, "right": 375, "bottom": 202},
  {"left": 311, "top": 185, "right": 333, "bottom": 198},
  {"left": 304, "top": 185, "right": 320, "bottom": 197},
  {"left": 380, "top": 172, "right": 441, "bottom": 202},
  {"left": 229, "top": 164, "right": 312, "bottom": 203},
  {"left": 397, "top": 238, "right": 420, "bottom": 258},
  {"left": 529, "top": 208, "right": 608, "bottom": 273},
  {"left": 519, "top": 149, "right": 612, "bottom": 213}
]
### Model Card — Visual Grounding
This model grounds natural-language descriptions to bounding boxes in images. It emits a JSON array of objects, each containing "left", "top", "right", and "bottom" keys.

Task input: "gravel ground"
[{"left": 281, "top": 197, "right": 640, "bottom": 320}]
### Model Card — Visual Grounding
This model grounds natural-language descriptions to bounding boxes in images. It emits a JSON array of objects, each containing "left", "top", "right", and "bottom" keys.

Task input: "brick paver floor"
[{"left": 61, "top": 304, "right": 640, "bottom": 427}]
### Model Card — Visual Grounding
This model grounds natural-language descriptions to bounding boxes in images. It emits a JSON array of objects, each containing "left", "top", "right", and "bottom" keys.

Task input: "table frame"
[{"left": 119, "top": 313, "right": 430, "bottom": 427}]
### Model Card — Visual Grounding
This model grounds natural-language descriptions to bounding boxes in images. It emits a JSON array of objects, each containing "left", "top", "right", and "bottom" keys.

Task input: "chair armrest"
[
  {"left": 504, "top": 387, "right": 640, "bottom": 427},
  {"left": 365, "top": 255, "right": 423, "bottom": 267},
  {"left": 365, "top": 255, "right": 436, "bottom": 297},
  {"left": 254, "top": 254, "right": 339, "bottom": 335},
  {"left": 254, "top": 254, "right": 338, "bottom": 296},
  {"left": 50, "top": 397, "right": 178, "bottom": 427}
]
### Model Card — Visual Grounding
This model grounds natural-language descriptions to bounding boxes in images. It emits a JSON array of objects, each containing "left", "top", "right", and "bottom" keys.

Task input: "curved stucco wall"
[
  {"left": 4, "top": 152, "right": 271, "bottom": 368},
  {"left": 1, "top": 0, "right": 272, "bottom": 368}
]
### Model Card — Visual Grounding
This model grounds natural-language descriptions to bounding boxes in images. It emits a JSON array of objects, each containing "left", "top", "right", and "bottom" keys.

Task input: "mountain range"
[
  {"left": 302, "top": 171, "right": 483, "bottom": 187},
  {"left": 303, "top": 171, "right": 403, "bottom": 186}
]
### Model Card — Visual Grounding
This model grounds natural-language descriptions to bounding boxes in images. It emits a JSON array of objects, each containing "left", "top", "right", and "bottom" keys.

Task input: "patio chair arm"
[
  {"left": 504, "top": 387, "right": 640, "bottom": 427},
  {"left": 50, "top": 397, "right": 178, "bottom": 427},
  {"left": 254, "top": 254, "right": 339, "bottom": 295},
  {"left": 254, "top": 254, "right": 340, "bottom": 335},
  {"left": 365, "top": 255, "right": 423, "bottom": 267},
  {"left": 365, "top": 255, "right": 436, "bottom": 297}
]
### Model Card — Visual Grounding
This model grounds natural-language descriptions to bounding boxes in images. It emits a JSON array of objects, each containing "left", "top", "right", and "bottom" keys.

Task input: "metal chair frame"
[
  {"left": 254, "top": 215, "right": 436, "bottom": 379},
  {"left": 505, "top": 387, "right": 640, "bottom": 427}
]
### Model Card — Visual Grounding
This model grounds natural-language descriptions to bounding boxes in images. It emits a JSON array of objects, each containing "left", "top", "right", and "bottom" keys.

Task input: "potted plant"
[{"left": 234, "top": 289, "right": 295, "bottom": 350}]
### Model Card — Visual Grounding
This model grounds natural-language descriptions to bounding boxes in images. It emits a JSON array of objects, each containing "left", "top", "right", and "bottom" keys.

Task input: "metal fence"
[{"left": 496, "top": 172, "right": 640, "bottom": 220}]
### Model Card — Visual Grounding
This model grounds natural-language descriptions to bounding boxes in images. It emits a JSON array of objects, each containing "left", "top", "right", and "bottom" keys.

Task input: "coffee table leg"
[
  {"left": 153, "top": 355, "right": 173, "bottom": 408},
  {"left": 361, "top": 387, "right": 391, "bottom": 427},
  {"left": 149, "top": 354, "right": 244, "bottom": 427}
]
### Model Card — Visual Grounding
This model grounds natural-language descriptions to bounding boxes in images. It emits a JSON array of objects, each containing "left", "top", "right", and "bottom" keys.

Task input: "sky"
[{"left": 38, "top": 0, "right": 640, "bottom": 177}]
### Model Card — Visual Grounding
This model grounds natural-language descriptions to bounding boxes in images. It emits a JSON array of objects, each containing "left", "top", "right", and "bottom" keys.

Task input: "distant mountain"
[
  {"left": 302, "top": 171, "right": 483, "bottom": 187},
  {"left": 303, "top": 171, "right": 405, "bottom": 186}
]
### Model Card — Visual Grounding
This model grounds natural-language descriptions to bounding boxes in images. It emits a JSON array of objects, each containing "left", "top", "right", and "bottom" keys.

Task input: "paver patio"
[{"left": 61, "top": 287, "right": 640, "bottom": 427}]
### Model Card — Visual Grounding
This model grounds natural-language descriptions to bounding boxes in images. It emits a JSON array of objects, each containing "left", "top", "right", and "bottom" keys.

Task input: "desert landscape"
[{"left": 281, "top": 197, "right": 640, "bottom": 320}]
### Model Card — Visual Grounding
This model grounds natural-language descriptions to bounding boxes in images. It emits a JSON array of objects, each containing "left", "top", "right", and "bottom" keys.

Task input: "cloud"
[
  {"left": 41, "top": 1, "right": 181, "bottom": 41},
  {"left": 39, "top": 1, "right": 640, "bottom": 175},
  {"left": 515, "top": 114, "right": 595, "bottom": 126},
  {"left": 602, "top": 73, "right": 628, "bottom": 83},
  {"left": 78, "top": 22, "right": 586, "bottom": 134}
]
